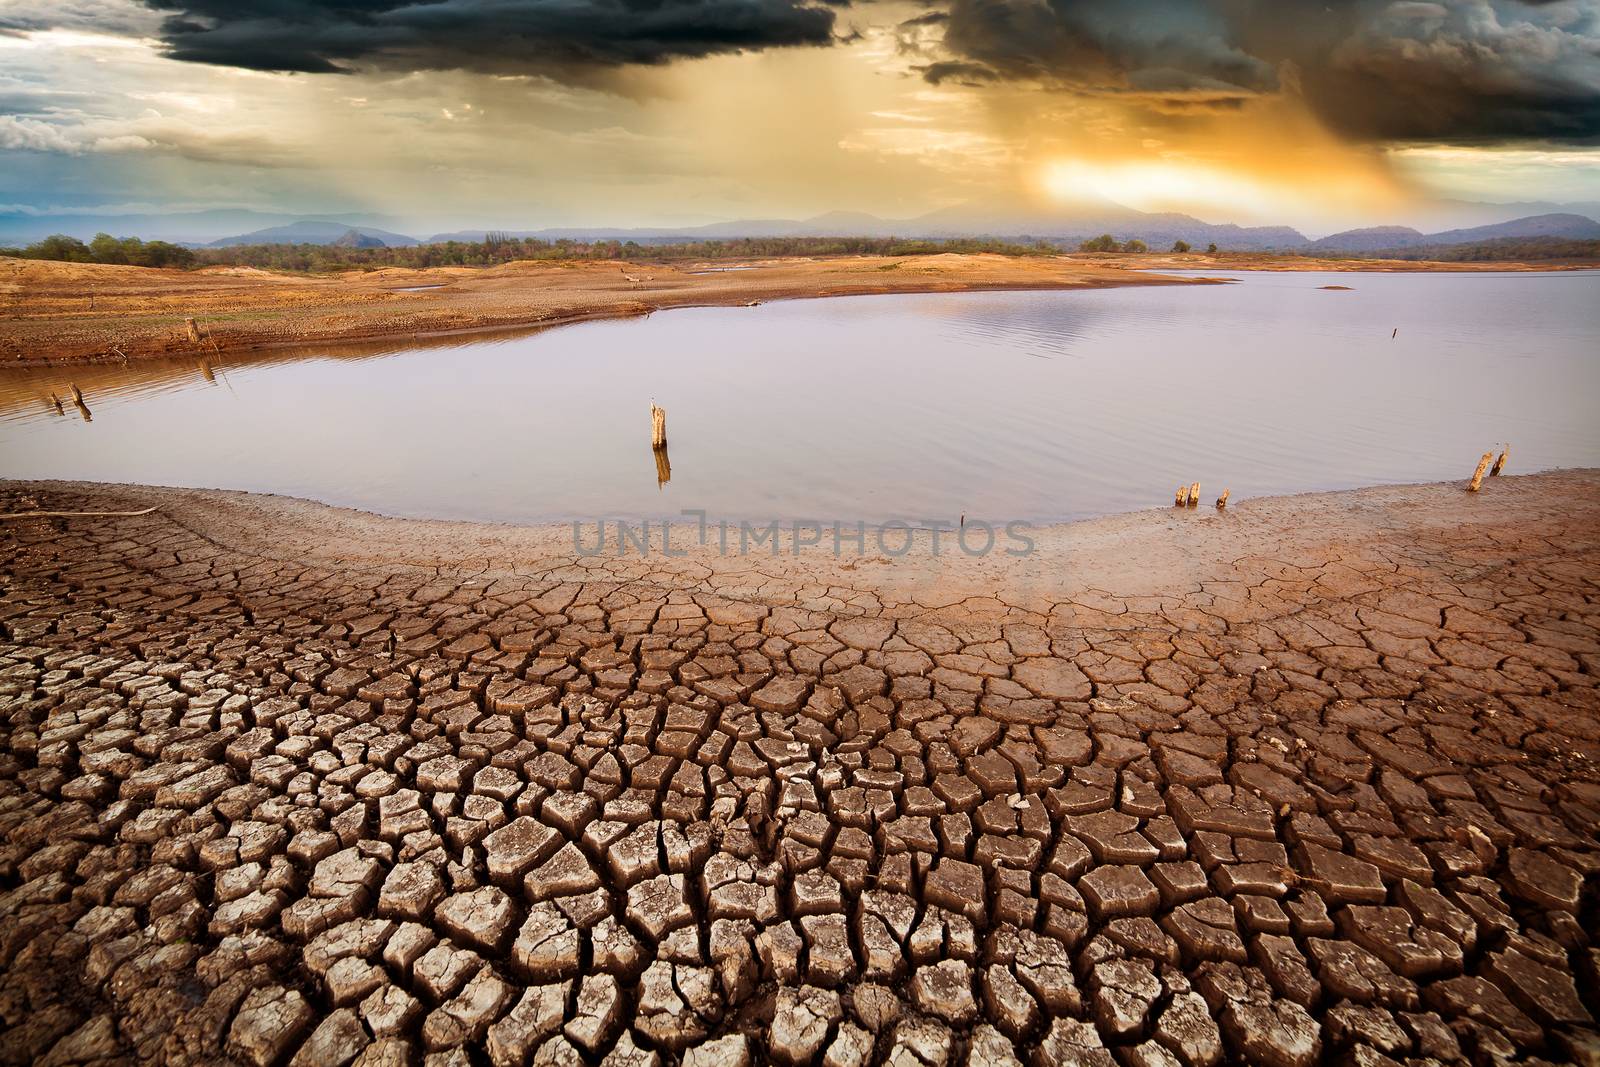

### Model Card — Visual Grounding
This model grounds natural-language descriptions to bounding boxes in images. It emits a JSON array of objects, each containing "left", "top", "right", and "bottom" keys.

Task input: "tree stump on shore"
[{"left": 1468, "top": 452, "right": 1493, "bottom": 492}]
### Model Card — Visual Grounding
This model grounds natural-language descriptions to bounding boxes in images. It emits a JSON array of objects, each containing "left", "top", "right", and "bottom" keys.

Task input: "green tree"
[
  {"left": 27, "top": 235, "right": 92, "bottom": 262},
  {"left": 90, "top": 232, "right": 128, "bottom": 264},
  {"left": 1079, "top": 233, "right": 1119, "bottom": 253},
  {"left": 1206, "top": 242, "right": 1218, "bottom": 254},
  {"left": 1121, "top": 239, "right": 1148, "bottom": 253},
  {"left": 1171, "top": 240, "right": 1191, "bottom": 253}
]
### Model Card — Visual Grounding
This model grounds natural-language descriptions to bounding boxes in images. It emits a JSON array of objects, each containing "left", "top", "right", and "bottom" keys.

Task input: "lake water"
[{"left": 3, "top": 270, "right": 1597, "bottom": 527}]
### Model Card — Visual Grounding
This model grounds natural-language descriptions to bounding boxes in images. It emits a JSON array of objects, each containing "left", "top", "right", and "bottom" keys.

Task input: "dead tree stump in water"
[
  {"left": 1216, "top": 489, "right": 1230, "bottom": 510},
  {"left": 1468, "top": 452, "right": 1493, "bottom": 492},
  {"left": 1491, "top": 446, "right": 1509, "bottom": 476},
  {"left": 1174, "top": 486, "right": 1187, "bottom": 507},
  {"left": 650, "top": 404, "right": 667, "bottom": 450},
  {"left": 185, "top": 318, "right": 202, "bottom": 345},
  {"left": 1186, "top": 482, "right": 1201, "bottom": 508}
]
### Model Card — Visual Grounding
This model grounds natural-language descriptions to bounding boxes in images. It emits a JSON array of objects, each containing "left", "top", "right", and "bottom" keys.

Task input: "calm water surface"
[{"left": 2, "top": 270, "right": 1597, "bottom": 526}]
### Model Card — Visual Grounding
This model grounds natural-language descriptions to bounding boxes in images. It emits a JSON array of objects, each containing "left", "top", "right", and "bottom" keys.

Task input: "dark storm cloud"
[
  {"left": 131, "top": 0, "right": 842, "bottom": 76},
  {"left": 918, "top": 59, "right": 1001, "bottom": 84},
  {"left": 924, "top": 0, "right": 1600, "bottom": 143}
]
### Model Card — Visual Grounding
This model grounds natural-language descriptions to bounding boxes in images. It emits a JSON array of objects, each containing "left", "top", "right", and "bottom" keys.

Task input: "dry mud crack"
[{"left": 1, "top": 475, "right": 1598, "bottom": 1066}]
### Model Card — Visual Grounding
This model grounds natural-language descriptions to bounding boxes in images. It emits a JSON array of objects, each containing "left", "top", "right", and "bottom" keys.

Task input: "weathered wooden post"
[
  {"left": 650, "top": 404, "right": 667, "bottom": 450},
  {"left": 1216, "top": 489, "right": 1230, "bottom": 510},
  {"left": 1468, "top": 451, "right": 1493, "bottom": 492},
  {"left": 1174, "top": 486, "right": 1187, "bottom": 507},
  {"left": 1186, "top": 482, "right": 1201, "bottom": 507},
  {"left": 1490, "top": 445, "right": 1509, "bottom": 476},
  {"left": 185, "top": 318, "right": 202, "bottom": 345}
]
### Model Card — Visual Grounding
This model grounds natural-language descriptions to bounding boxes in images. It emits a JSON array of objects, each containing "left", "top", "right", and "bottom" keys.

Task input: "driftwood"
[
  {"left": 1216, "top": 489, "right": 1230, "bottom": 510},
  {"left": 1468, "top": 452, "right": 1493, "bottom": 492},
  {"left": 1491, "top": 446, "right": 1509, "bottom": 476},
  {"left": 1186, "top": 482, "right": 1201, "bottom": 508},
  {"left": 1174, "top": 486, "right": 1187, "bottom": 507}
]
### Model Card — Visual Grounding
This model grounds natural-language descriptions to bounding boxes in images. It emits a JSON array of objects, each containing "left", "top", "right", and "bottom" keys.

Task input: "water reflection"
[
  {"left": 653, "top": 443, "right": 672, "bottom": 488},
  {"left": 2, "top": 271, "right": 1597, "bottom": 526}
]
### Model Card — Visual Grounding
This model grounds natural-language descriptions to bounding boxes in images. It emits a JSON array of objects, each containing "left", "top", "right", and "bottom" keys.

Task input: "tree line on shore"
[
  {"left": 0, "top": 233, "right": 198, "bottom": 268},
  {"left": 0, "top": 233, "right": 1062, "bottom": 271},
  {"left": 4, "top": 230, "right": 1595, "bottom": 272},
  {"left": 1354, "top": 236, "right": 1600, "bottom": 262},
  {"left": 2, "top": 231, "right": 1194, "bottom": 271}
]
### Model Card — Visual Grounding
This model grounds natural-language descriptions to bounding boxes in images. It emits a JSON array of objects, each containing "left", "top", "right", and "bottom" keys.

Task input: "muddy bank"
[
  {"left": 5, "top": 470, "right": 1598, "bottom": 623},
  {"left": 0, "top": 253, "right": 1208, "bottom": 367}
]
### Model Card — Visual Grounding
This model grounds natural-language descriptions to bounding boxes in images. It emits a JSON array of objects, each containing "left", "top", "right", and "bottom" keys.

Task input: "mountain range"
[
  {"left": 3, "top": 201, "right": 1598, "bottom": 253},
  {"left": 399, "top": 209, "right": 1600, "bottom": 254},
  {"left": 1306, "top": 213, "right": 1600, "bottom": 252},
  {"left": 0, "top": 209, "right": 417, "bottom": 247}
]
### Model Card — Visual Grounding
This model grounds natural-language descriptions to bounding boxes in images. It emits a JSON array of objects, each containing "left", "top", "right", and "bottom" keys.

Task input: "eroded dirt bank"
[
  {"left": 0, "top": 254, "right": 1207, "bottom": 366},
  {"left": 1, "top": 473, "right": 1597, "bottom": 1065}
]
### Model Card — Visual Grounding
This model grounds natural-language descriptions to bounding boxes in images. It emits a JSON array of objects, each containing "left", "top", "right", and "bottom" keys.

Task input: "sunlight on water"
[{"left": 2, "top": 270, "right": 1597, "bottom": 526}]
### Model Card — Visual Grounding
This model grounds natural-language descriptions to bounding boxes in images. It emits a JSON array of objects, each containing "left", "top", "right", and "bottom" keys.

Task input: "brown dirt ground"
[
  {"left": 0, "top": 254, "right": 1204, "bottom": 367},
  {"left": 0, "top": 472, "right": 1597, "bottom": 1064},
  {"left": 8, "top": 250, "right": 1586, "bottom": 368}
]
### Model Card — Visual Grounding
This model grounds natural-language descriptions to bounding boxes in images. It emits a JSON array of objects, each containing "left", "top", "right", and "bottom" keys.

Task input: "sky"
[{"left": 1, "top": 0, "right": 1598, "bottom": 235}]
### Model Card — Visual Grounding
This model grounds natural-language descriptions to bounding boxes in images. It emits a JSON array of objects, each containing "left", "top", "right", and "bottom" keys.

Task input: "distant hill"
[
  {"left": 208, "top": 221, "right": 419, "bottom": 247},
  {"left": 0, "top": 208, "right": 417, "bottom": 245},
  {"left": 1412, "top": 198, "right": 1600, "bottom": 231},
  {"left": 427, "top": 201, "right": 1310, "bottom": 251},
  {"left": 1312, "top": 213, "right": 1600, "bottom": 252},
  {"left": 1303, "top": 225, "right": 1423, "bottom": 253},
  {"left": 328, "top": 229, "right": 389, "bottom": 249}
]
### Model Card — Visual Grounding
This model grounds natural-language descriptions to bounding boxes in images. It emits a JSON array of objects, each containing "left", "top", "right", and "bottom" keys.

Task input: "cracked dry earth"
[{"left": 1, "top": 475, "right": 1598, "bottom": 1067}]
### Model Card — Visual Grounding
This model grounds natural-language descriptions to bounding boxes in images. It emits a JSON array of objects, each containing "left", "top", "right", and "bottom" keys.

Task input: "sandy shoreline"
[
  {"left": 2, "top": 471, "right": 1598, "bottom": 1063},
  {"left": 6, "top": 469, "right": 1599, "bottom": 623},
  {"left": 0, "top": 253, "right": 1210, "bottom": 367},
  {"left": 5, "top": 250, "right": 1590, "bottom": 367}
]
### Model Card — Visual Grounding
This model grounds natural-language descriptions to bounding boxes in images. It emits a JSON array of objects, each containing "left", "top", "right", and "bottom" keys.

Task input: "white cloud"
[{"left": 0, "top": 115, "right": 81, "bottom": 152}]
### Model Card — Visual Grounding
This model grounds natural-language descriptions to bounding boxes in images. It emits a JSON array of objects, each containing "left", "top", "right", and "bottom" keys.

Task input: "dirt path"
[{"left": 1, "top": 473, "right": 1597, "bottom": 1064}]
